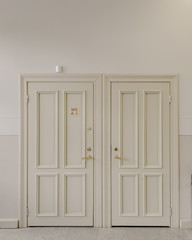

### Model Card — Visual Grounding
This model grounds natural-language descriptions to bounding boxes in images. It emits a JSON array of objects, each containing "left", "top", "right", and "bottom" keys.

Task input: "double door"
[{"left": 27, "top": 80, "right": 170, "bottom": 227}]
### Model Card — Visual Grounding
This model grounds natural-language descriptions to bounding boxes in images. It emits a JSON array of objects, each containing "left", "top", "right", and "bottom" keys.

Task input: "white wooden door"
[
  {"left": 28, "top": 82, "right": 93, "bottom": 226},
  {"left": 112, "top": 82, "right": 170, "bottom": 226}
]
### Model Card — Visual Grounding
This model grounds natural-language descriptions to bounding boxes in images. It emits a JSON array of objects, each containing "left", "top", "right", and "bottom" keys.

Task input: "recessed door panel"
[
  {"left": 36, "top": 91, "right": 58, "bottom": 168},
  {"left": 120, "top": 174, "right": 138, "bottom": 216},
  {"left": 112, "top": 82, "right": 170, "bottom": 226},
  {"left": 143, "top": 91, "right": 162, "bottom": 168},
  {"left": 144, "top": 174, "right": 162, "bottom": 216},
  {"left": 36, "top": 174, "right": 58, "bottom": 216},
  {"left": 28, "top": 81, "right": 93, "bottom": 226},
  {"left": 64, "top": 174, "right": 85, "bottom": 216},
  {"left": 64, "top": 92, "right": 86, "bottom": 168},
  {"left": 120, "top": 92, "right": 138, "bottom": 168}
]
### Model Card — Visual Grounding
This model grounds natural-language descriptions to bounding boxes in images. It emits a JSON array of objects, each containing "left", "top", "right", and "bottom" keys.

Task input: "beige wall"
[
  {"left": 0, "top": 0, "right": 192, "bottom": 224},
  {"left": 0, "top": 0, "right": 192, "bottom": 135}
]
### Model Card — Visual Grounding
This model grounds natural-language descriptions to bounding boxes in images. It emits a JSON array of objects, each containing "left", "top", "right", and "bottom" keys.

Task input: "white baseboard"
[
  {"left": 0, "top": 219, "right": 19, "bottom": 229},
  {"left": 180, "top": 219, "right": 192, "bottom": 228}
]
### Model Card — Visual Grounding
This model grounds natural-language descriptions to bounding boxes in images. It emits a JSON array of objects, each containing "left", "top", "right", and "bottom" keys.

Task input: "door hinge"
[
  {"left": 169, "top": 95, "right": 172, "bottom": 104},
  {"left": 26, "top": 95, "right": 29, "bottom": 104},
  {"left": 170, "top": 208, "right": 172, "bottom": 216},
  {"left": 26, "top": 207, "right": 29, "bottom": 216}
]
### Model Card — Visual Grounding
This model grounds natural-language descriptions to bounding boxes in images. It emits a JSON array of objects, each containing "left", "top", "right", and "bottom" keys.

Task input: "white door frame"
[
  {"left": 103, "top": 74, "right": 179, "bottom": 228},
  {"left": 20, "top": 74, "right": 179, "bottom": 228},
  {"left": 20, "top": 74, "right": 103, "bottom": 228}
]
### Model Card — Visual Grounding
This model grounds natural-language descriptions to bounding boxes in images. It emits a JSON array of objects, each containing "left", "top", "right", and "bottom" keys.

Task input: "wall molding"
[
  {"left": 180, "top": 219, "right": 192, "bottom": 228},
  {"left": 0, "top": 219, "right": 18, "bottom": 229}
]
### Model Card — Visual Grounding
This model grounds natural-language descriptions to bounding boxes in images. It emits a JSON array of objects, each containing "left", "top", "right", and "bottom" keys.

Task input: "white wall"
[{"left": 0, "top": 0, "right": 192, "bottom": 223}]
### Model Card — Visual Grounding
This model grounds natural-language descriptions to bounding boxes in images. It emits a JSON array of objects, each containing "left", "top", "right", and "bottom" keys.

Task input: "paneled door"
[
  {"left": 112, "top": 82, "right": 170, "bottom": 226},
  {"left": 28, "top": 82, "right": 93, "bottom": 226}
]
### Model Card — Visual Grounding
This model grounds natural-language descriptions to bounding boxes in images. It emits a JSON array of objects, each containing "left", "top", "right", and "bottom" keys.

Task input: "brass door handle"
[
  {"left": 82, "top": 155, "right": 92, "bottom": 160},
  {"left": 114, "top": 155, "right": 123, "bottom": 160}
]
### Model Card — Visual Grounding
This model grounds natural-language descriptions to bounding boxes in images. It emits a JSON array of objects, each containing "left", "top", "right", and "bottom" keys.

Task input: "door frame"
[
  {"left": 20, "top": 74, "right": 103, "bottom": 228},
  {"left": 103, "top": 74, "right": 179, "bottom": 228}
]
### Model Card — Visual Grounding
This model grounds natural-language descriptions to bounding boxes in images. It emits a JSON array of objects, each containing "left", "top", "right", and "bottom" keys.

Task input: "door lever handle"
[
  {"left": 114, "top": 155, "right": 123, "bottom": 160},
  {"left": 82, "top": 155, "right": 92, "bottom": 160}
]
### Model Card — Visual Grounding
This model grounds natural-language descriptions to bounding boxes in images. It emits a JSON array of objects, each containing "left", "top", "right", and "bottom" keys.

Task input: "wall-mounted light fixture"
[{"left": 56, "top": 65, "right": 63, "bottom": 73}]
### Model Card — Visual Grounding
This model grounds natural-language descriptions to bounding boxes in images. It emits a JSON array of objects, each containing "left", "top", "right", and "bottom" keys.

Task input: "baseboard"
[
  {"left": 180, "top": 219, "right": 192, "bottom": 228},
  {"left": 0, "top": 219, "right": 19, "bottom": 229}
]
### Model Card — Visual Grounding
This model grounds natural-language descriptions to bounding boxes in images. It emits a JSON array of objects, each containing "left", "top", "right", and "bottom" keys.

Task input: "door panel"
[
  {"left": 120, "top": 91, "right": 138, "bottom": 168},
  {"left": 64, "top": 174, "right": 85, "bottom": 216},
  {"left": 35, "top": 91, "right": 58, "bottom": 169},
  {"left": 143, "top": 174, "right": 162, "bottom": 217},
  {"left": 120, "top": 174, "right": 138, "bottom": 216},
  {"left": 28, "top": 82, "right": 93, "bottom": 226},
  {"left": 143, "top": 91, "right": 162, "bottom": 168},
  {"left": 36, "top": 174, "right": 58, "bottom": 217},
  {"left": 112, "top": 82, "right": 170, "bottom": 226},
  {"left": 64, "top": 91, "right": 86, "bottom": 168}
]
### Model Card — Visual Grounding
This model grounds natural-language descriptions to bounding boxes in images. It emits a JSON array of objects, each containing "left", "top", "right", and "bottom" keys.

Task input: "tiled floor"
[{"left": 0, "top": 227, "right": 191, "bottom": 240}]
